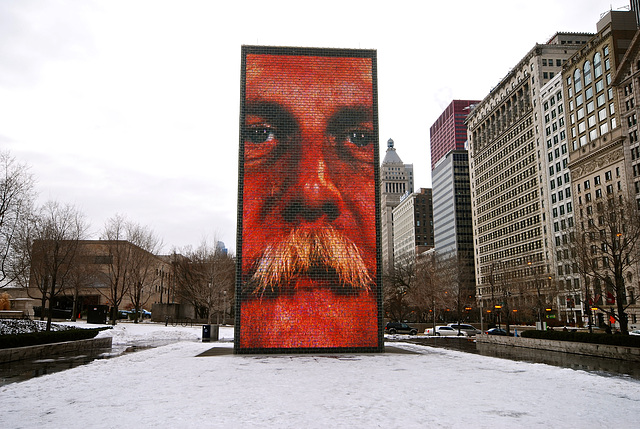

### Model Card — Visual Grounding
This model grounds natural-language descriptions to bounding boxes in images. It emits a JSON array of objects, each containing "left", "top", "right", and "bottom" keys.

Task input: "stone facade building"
[
  {"left": 467, "top": 32, "right": 593, "bottom": 320},
  {"left": 380, "top": 138, "right": 414, "bottom": 272},
  {"left": 23, "top": 240, "right": 172, "bottom": 319},
  {"left": 392, "top": 188, "right": 434, "bottom": 264}
]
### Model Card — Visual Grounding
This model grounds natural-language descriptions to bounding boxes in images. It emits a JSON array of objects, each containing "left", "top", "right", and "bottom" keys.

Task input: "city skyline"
[{"left": 0, "top": 0, "right": 625, "bottom": 252}]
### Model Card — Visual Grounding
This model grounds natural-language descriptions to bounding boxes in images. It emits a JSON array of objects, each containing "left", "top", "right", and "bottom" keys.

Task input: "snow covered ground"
[{"left": 1, "top": 321, "right": 639, "bottom": 428}]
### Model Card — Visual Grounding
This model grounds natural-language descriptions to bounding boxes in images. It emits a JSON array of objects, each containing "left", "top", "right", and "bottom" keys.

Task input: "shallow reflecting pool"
[{"left": 397, "top": 336, "right": 640, "bottom": 380}]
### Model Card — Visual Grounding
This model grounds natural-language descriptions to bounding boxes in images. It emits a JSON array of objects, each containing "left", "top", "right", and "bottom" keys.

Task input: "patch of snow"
[
  {"left": 0, "top": 319, "right": 76, "bottom": 335},
  {"left": 1, "top": 322, "right": 638, "bottom": 428}
]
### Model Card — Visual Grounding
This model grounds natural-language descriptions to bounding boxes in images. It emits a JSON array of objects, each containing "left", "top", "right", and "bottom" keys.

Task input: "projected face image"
[{"left": 238, "top": 51, "right": 380, "bottom": 350}]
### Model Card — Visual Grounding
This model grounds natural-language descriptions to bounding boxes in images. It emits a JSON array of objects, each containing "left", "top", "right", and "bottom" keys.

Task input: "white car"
[
  {"left": 447, "top": 323, "right": 482, "bottom": 336},
  {"left": 629, "top": 329, "right": 640, "bottom": 336},
  {"left": 424, "top": 326, "right": 463, "bottom": 336}
]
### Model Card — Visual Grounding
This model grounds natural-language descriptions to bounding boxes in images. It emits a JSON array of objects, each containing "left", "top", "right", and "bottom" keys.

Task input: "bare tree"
[
  {"left": 383, "top": 255, "right": 417, "bottom": 322},
  {"left": 125, "top": 223, "right": 162, "bottom": 322},
  {"left": 66, "top": 254, "right": 100, "bottom": 322},
  {"left": 0, "top": 151, "right": 36, "bottom": 287},
  {"left": 173, "top": 239, "right": 235, "bottom": 324},
  {"left": 441, "top": 252, "right": 476, "bottom": 334},
  {"left": 571, "top": 196, "right": 640, "bottom": 334},
  {"left": 411, "top": 251, "right": 450, "bottom": 329},
  {"left": 100, "top": 215, "right": 133, "bottom": 325},
  {"left": 15, "top": 201, "right": 89, "bottom": 331}
]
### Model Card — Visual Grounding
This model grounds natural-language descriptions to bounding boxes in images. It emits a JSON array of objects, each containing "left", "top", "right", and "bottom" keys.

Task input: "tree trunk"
[
  {"left": 45, "top": 280, "right": 56, "bottom": 332},
  {"left": 616, "top": 286, "right": 628, "bottom": 334},
  {"left": 39, "top": 293, "right": 46, "bottom": 322},
  {"left": 71, "top": 289, "right": 79, "bottom": 321}
]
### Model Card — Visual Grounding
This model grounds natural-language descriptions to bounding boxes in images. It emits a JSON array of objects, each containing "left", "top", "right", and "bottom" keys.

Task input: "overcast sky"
[{"left": 0, "top": 0, "right": 628, "bottom": 253}]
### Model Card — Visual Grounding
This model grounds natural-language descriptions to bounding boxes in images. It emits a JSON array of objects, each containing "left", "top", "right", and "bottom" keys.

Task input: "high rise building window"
[
  {"left": 574, "top": 69, "right": 582, "bottom": 91},
  {"left": 594, "top": 52, "right": 602, "bottom": 78},
  {"left": 584, "top": 61, "right": 592, "bottom": 85}
]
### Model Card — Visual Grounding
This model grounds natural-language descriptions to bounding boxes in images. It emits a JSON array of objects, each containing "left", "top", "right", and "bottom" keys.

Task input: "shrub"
[
  {"left": 520, "top": 329, "right": 640, "bottom": 348},
  {"left": 0, "top": 292, "right": 11, "bottom": 310},
  {"left": 0, "top": 327, "right": 110, "bottom": 349}
]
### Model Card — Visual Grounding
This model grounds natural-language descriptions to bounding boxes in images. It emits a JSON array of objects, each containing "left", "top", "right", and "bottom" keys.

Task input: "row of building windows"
[
  {"left": 548, "top": 144, "right": 568, "bottom": 162},
  {"left": 542, "top": 59, "right": 564, "bottom": 67},
  {"left": 576, "top": 169, "right": 619, "bottom": 193},
  {"left": 477, "top": 176, "right": 536, "bottom": 216},
  {"left": 567, "top": 46, "right": 609, "bottom": 94},
  {"left": 473, "top": 117, "right": 533, "bottom": 165},
  {"left": 551, "top": 202, "right": 572, "bottom": 218},
  {"left": 543, "top": 91, "right": 563, "bottom": 111},
  {"left": 479, "top": 187, "right": 539, "bottom": 220},
  {"left": 550, "top": 172, "right": 571, "bottom": 189},
  {"left": 577, "top": 185, "right": 618, "bottom": 204},
  {"left": 556, "top": 247, "right": 575, "bottom": 263},
  {"left": 474, "top": 126, "right": 532, "bottom": 177},
  {"left": 567, "top": 45, "right": 615, "bottom": 151},
  {"left": 476, "top": 153, "right": 536, "bottom": 199},
  {"left": 477, "top": 169, "right": 537, "bottom": 224},
  {"left": 553, "top": 216, "right": 575, "bottom": 232},
  {"left": 478, "top": 200, "right": 540, "bottom": 237},
  {"left": 476, "top": 181, "right": 536, "bottom": 235},
  {"left": 554, "top": 231, "right": 574, "bottom": 246},
  {"left": 476, "top": 142, "right": 534, "bottom": 188},
  {"left": 478, "top": 207, "right": 540, "bottom": 246},
  {"left": 551, "top": 187, "right": 571, "bottom": 203},
  {"left": 479, "top": 239, "right": 543, "bottom": 265},
  {"left": 548, "top": 158, "right": 568, "bottom": 176}
]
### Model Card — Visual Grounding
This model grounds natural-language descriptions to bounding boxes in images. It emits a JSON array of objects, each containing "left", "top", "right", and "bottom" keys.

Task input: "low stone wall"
[
  {"left": 0, "top": 311, "right": 25, "bottom": 319},
  {"left": 0, "top": 337, "right": 113, "bottom": 364},
  {"left": 476, "top": 334, "right": 640, "bottom": 362}
]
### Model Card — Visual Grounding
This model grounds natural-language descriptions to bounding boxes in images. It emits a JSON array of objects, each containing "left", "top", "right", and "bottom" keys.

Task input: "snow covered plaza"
[{"left": 1, "top": 323, "right": 639, "bottom": 428}]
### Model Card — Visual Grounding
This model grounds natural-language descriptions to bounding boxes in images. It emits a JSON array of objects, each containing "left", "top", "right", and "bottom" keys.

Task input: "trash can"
[
  {"left": 87, "top": 305, "right": 109, "bottom": 324},
  {"left": 202, "top": 324, "right": 211, "bottom": 342},
  {"left": 211, "top": 324, "right": 219, "bottom": 341}
]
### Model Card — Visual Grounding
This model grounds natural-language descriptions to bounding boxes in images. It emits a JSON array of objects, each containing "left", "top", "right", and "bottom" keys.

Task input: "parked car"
[
  {"left": 629, "top": 329, "right": 640, "bottom": 336},
  {"left": 385, "top": 322, "right": 418, "bottom": 335},
  {"left": 129, "top": 309, "right": 152, "bottom": 319},
  {"left": 424, "top": 326, "right": 462, "bottom": 336},
  {"left": 447, "top": 323, "right": 482, "bottom": 336},
  {"left": 117, "top": 310, "right": 131, "bottom": 319},
  {"left": 486, "top": 328, "right": 508, "bottom": 336}
]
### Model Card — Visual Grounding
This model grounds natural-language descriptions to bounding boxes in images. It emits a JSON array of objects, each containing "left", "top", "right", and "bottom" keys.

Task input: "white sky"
[
  {"left": 1, "top": 322, "right": 639, "bottom": 427},
  {"left": 0, "top": 0, "right": 629, "bottom": 253}
]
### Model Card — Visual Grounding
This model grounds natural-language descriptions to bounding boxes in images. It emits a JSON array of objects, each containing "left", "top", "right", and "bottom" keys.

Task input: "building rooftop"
[{"left": 382, "top": 139, "right": 403, "bottom": 164}]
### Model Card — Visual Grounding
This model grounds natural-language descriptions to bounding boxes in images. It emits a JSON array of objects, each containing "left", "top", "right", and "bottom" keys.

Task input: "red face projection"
[{"left": 236, "top": 46, "right": 383, "bottom": 352}]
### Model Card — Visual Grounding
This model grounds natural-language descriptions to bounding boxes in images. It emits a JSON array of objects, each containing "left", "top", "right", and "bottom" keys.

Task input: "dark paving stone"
[{"left": 196, "top": 344, "right": 418, "bottom": 357}]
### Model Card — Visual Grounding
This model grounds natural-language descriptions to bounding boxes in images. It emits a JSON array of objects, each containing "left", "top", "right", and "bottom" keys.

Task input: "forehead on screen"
[{"left": 245, "top": 54, "right": 373, "bottom": 100}]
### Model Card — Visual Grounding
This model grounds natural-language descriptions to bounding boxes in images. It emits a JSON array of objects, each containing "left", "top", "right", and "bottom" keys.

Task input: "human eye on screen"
[
  {"left": 243, "top": 122, "right": 280, "bottom": 163},
  {"left": 244, "top": 124, "right": 277, "bottom": 144}
]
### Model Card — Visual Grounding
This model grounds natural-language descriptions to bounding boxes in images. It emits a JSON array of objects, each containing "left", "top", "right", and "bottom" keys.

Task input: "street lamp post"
[{"left": 222, "top": 290, "right": 227, "bottom": 325}]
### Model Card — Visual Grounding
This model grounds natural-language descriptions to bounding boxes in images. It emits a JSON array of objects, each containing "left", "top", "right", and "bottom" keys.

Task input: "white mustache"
[{"left": 245, "top": 226, "right": 373, "bottom": 297}]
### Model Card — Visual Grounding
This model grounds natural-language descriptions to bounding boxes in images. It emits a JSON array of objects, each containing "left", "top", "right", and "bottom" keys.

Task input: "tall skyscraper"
[
  {"left": 430, "top": 100, "right": 478, "bottom": 304},
  {"left": 392, "top": 188, "right": 434, "bottom": 264},
  {"left": 631, "top": 0, "right": 640, "bottom": 28},
  {"left": 614, "top": 25, "right": 640, "bottom": 328},
  {"left": 433, "top": 150, "right": 474, "bottom": 255},
  {"left": 380, "top": 138, "right": 414, "bottom": 272},
  {"left": 467, "top": 32, "right": 593, "bottom": 319},
  {"left": 564, "top": 10, "right": 639, "bottom": 328},
  {"left": 538, "top": 72, "right": 580, "bottom": 324},
  {"left": 432, "top": 150, "right": 476, "bottom": 306},
  {"left": 429, "top": 100, "right": 479, "bottom": 169}
]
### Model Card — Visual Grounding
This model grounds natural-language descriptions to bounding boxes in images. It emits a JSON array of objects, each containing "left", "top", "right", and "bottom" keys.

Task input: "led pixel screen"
[{"left": 235, "top": 46, "right": 383, "bottom": 353}]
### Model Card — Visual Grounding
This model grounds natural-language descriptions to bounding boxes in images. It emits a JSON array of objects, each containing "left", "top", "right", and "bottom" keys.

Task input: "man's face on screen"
[{"left": 241, "top": 54, "right": 377, "bottom": 298}]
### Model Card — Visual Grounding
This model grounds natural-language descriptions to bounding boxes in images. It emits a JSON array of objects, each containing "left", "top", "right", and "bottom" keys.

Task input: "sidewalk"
[{"left": 1, "top": 322, "right": 639, "bottom": 428}]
